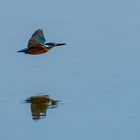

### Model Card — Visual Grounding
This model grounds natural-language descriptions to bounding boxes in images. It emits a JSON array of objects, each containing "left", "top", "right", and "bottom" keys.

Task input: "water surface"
[{"left": 0, "top": 0, "right": 140, "bottom": 139}]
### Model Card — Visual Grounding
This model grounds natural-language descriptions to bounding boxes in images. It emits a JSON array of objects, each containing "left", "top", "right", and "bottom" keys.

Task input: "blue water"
[{"left": 0, "top": 0, "right": 140, "bottom": 139}]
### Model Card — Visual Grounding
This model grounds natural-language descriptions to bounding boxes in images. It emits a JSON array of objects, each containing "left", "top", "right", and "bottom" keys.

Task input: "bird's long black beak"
[{"left": 55, "top": 43, "right": 66, "bottom": 46}]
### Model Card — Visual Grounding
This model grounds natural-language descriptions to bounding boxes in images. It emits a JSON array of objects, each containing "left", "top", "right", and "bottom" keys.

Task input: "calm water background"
[{"left": 0, "top": 0, "right": 140, "bottom": 139}]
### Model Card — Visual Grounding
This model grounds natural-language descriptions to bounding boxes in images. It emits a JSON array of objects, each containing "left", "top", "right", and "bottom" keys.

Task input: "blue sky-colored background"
[{"left": 0, "top": 0, "right": 140, "bottom": 139}]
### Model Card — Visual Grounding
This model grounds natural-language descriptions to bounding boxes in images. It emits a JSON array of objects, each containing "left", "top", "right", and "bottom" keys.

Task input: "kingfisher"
[{"left": 18, "top": 29, "right": 66, "bottom": 55}]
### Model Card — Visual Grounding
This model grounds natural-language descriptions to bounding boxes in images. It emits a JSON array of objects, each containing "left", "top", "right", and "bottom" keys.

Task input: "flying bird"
[{"left": 18, "top": 29, "right": 66, "bottom": 55}]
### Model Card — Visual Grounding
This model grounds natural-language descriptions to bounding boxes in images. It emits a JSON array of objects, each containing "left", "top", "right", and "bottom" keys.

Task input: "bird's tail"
[{"left": 17, "top": 48, "right": 28, "bottom": 53}]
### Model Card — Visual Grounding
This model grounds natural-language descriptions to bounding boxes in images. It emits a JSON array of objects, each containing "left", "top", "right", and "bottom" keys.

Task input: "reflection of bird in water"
[
  {"left": 25, "top": 95, "right": 59, "bottom": 120},
  {"left": 18, "top": 29, "right": 66, "bottom": 55}
]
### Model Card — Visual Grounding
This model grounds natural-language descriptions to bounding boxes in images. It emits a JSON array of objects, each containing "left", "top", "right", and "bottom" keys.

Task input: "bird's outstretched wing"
[{"left": 28, "top": 29, "right": 46, "bottom": 48}]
